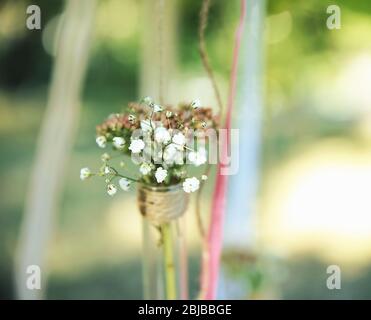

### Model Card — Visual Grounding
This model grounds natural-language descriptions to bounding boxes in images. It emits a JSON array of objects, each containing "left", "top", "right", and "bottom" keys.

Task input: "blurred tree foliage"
[{"left": 1, "top": 0, "right": 371, "bottom": 299}]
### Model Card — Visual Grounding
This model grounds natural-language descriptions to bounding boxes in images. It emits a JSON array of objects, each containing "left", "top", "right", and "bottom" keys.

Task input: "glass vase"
[{"left": 138, "top": 183, "right": 189, "bottom": 300}]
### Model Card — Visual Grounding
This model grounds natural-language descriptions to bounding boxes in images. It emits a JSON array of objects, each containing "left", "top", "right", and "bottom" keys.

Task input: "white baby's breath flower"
[
  {"left": 153, "top": 104, "right": 163, "bottom": 112},
  {"left": 128, "top": 114, "right": 136, "bottom": 123},
  {"left": 80, "top": 167, "right": 91, "bottom": 180},
  {"left": 166, "top": 111, "right": 173, "bottom": 118},
  {"left": 201, "top": 175, "right": 208, "bottom": 181},
  {"left": 141, "top": 119, "right": 155, "bottom": 132},
  {"left": 183, "top": 177, "right": 200, "bottom": 193},
  {"left": 96, "top": 136, "right": 107, "bottom": 148},
  {"left": 188, "top": 148, "right": 207, "bottom": 166},
  {"left": 163, "top": 144, "right": 176, "bottom": 161},
  {"left": 172, "top": 132, "right": 186, "bottom": 149},
  {"left": 155, "top": 167, "right": 167, "bottom": 183},
  {"left": 129, "top": 139, "right": 145, "bottom": 153},
  {"left": 107, "top": 184, "right": 117, "bottom": 196},
  {"left": 163, "top": 144, "right": 183, "bottom": 165},
  {"left": 154, "top": 127, "right": 171, "bottom": 144},
  {"left": 139, "top": 162, "right": 152, "bottom": 175},
  {"left": 113, "top": 137, "right": 125, "bottom": 150},
  {"left": 101, "top": 153, "right": 110, "bottom": 162},
  {"left": 142, "top": 96, "right": 152, "bottom": 104},
  {"left": 104, "top": 166, "right": 112, "bottom": 175},
  {"left": 191, "top": 99, "right": 201, "bottom": 109},
  {"left": 119, "top": 178, "right": 131, "bottom": 191}
]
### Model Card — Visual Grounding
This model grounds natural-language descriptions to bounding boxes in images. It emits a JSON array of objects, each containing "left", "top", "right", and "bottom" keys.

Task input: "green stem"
[
  {"left": 162, "top": 223, "right": 176, "bottom": 300},
  {"left": 172, "top": 142, "right": 195, "bottom": 152},
  {"left": 109, "top": 167, "right": 139, "bottom": 182},
  {"left": 115, "top": 173, "right": 139, "bottom": 182}
]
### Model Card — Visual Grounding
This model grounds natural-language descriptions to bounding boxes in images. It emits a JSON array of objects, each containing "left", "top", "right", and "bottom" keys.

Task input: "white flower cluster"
[
  {"left": 96, "top": 135, "right": 126, "bottom": 150},
  {"left": 83, "top": 97, "right": 211, "bottom": 196},
  {"left": 129, "top": 139, "right": 145, "bottom": 153},
  {"left": 105, "top": 177, "right": 132, "bottom": 196},
  {"left": 80, "top": 164, "right": 132, "bottom": 196},
  {"left": 154, "top": 127, "right": 171, "bottom": 144}
]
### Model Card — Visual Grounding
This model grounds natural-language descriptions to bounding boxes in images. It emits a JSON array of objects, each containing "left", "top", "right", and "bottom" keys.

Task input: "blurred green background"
[{"left": 2, "top": 0, "right": 371, "bottom": 299}]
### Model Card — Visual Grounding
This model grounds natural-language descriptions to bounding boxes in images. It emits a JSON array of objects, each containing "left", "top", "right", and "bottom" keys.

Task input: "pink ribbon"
[{"left": 200, "top": 0, "right": 246, "bottom": 300}]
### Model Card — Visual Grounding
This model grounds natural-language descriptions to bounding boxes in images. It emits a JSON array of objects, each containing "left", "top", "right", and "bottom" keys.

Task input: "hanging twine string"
[
  {"left": 198, "top": 0, "right": 223, "bottom": 115},
  {"left": 157, "top": 0, "right": 165, "bottom": 105},
  {"left": 195, "top": 0, "right": 222, "bottom": 239}
]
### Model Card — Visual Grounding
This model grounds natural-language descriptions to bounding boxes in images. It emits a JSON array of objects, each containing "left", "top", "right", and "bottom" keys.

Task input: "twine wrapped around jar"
[{"left": 137, "top": 183, "right": 189, "bottom": 225}]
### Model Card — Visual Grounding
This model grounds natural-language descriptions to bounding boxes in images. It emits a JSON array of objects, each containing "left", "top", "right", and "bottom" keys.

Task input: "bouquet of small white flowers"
[
  {"left": 80, "top": 97, "right": 217, "bottom": 197},
  {"left": 80, "top": 97, "right": 218, "bottom": 300}
]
